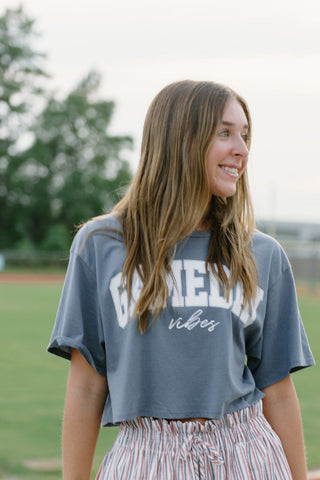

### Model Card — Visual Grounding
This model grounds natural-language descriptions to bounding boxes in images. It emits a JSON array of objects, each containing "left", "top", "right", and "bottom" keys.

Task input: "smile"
[{"left": 220, "top": 166, "right": 239, "bottom": 177}]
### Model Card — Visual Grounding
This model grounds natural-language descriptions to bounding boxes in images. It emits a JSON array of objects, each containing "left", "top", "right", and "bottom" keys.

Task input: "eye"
[
  {"left": 241, "top": 133, "right": 249, "bottom": 143},
  {"left": 219, "top": 129, "right": 230, "bottom": 138}
]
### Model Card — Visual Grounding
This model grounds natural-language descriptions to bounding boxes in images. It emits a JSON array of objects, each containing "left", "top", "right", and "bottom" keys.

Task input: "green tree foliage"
[
  {"left": 22, "top": 71, "right": 133, "bottom": 250},
  {"left": 0, "top": 7, "right": 133, "bottom": 251},
  {"left": 0, "top": 6, "right": 47, "bottom": 248}
]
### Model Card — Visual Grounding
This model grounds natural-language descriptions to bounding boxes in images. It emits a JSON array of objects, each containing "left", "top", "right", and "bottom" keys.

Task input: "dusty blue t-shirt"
[{"left": 47, "top": 215, "right": 315, "bottom": 426}]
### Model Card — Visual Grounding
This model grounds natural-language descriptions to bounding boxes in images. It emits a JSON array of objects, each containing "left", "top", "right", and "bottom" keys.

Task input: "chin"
[
  {"left": 225, "top": 190, "right": 237, "bottom": 198},
  {"left": 213, "top": 188, "right": 237, "bottom": 198}
]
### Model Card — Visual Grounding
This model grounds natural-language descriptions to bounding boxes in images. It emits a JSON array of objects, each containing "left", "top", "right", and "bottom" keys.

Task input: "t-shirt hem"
[{"left": 102, "top": 393, "right": 265, "bottom": 427}]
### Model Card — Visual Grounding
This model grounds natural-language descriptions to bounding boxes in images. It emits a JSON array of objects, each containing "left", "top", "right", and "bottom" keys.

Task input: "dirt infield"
[{"left": 0, "top": 272, "right": 65, "bottom": 284}]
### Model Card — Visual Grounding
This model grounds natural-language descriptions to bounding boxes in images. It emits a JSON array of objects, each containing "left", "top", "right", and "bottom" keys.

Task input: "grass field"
[{"left": 0, "top": 282, "right": 319, "bottom": 479}]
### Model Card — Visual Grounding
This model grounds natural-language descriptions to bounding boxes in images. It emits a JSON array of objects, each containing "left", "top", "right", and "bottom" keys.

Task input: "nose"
[{"left": 232, "top": 135, "right": 249, "bottom": 157}]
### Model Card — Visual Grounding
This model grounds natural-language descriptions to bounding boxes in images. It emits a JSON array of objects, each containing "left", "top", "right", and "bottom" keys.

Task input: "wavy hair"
[{"left": 113, "top": 80, "right": 257, "bottom": 332}]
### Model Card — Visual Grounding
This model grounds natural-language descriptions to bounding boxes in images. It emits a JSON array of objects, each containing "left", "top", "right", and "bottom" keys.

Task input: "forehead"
[{"left": 222, "top": 99, "right": 248, "bottom": 128}]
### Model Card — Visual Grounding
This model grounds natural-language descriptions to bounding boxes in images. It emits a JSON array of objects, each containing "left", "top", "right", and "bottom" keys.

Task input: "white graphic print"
[
  {"left": 109, "top": 260, "right": 264, "bottom": 329},
  {"left": 168, "top": 309, "right": 220, "bottom": 332}
]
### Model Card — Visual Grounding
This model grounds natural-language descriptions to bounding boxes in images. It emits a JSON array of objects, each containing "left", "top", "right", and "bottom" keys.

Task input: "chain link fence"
[{"left": 0, "top": 250, "right": 69, "bottom": 270}]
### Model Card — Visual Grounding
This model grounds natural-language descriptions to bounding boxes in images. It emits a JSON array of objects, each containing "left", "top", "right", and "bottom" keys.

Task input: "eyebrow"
[{"left": 221, "top": 120, "right": 249, "bottom": 129}]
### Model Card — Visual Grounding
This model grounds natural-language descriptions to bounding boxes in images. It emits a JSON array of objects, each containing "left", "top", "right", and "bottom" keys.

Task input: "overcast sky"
[{"left": 2, "top": 0, "right": 320, "bottom": 223}]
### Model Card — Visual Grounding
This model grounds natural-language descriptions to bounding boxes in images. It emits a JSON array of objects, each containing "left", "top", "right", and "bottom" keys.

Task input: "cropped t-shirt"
[{"left": 47, "top": 215, "right": 315, "bottom": 426}]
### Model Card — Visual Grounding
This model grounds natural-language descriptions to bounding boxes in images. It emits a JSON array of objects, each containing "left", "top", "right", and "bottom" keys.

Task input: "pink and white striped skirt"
[{"left": 96, "top": 401, "right": 292, "bottom": 479}]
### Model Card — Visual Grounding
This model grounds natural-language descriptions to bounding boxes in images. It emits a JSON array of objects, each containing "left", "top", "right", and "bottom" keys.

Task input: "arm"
[
  {"left": 63, "top": 348, "right": 108, "bottom": 480},
  {"left": 262, "top": 375, "right": 308, "bottom": 480}
]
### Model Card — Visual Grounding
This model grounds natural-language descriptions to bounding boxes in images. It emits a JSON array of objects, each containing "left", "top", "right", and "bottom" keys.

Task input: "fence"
[
  {"left": 0, "top": 250, "right": 69, "bottom": 270},
  {"left": 1, "top": 242, "right": 320, "bottom": 292}
]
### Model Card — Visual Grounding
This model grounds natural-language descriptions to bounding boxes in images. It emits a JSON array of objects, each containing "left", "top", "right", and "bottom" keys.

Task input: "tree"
[
  {"left": 0, "top": 6, "right": 47, "bottom": 248},
  {"left": 0, "top": 7, "right": 133, "bottom": 251},
  {"left": 22, "top": 71, "right": 132, "bottom": 250}
]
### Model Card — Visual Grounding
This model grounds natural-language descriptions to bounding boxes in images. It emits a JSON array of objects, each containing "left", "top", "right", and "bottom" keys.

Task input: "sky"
[{"left": 2, "top": 0, "right": 320, "bottom": 223}]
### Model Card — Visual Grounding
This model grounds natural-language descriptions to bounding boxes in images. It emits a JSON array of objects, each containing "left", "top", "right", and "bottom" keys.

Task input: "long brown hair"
[{"left": 113, "top": 80, "right": 257, "bottom": 332}]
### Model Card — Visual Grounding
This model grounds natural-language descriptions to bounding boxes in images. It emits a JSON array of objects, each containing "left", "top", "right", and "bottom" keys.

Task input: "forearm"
[
  {"left": 262, "top": 376, "right": 308, "bottom": 480},
  {"left": 63, "top": 385, "right": 104, "bottom": 479},
  {"left": 63, "top": 350, "right": 108, "bottom": 480}
]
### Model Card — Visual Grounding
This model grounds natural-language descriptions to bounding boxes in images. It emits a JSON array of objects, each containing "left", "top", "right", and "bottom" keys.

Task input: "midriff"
[{"left": 166, "top": 417, "right": 209, "bottom": 425}]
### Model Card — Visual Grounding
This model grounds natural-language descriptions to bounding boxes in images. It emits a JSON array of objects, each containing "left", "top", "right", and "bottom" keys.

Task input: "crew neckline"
[{"left": 189, "top": 230, "right": 211, "bottom": 237}]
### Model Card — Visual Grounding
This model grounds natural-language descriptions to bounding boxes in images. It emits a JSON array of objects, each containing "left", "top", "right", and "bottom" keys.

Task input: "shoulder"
[
  {"left": 251, "top": 230, "right": 292, "bottom": 284},
  {"left": 70, "top": 214, "right": 123, "bottom": 262},
  {"left": 252, "top": 229, "right": 281, "bottom": 251},
  {"left": 252, "top": 230, "right": 287, "bottom": 260},
  {"left": 72, "top": 214, "right": 122, "bottom": 248}
]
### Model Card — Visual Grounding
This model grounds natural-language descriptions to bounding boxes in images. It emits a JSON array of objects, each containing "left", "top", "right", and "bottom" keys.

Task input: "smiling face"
[{"left": 206, "top": 98, "right": 249, "bottom": 198}]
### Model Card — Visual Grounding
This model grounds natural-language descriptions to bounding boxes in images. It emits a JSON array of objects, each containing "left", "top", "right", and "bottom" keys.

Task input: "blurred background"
[
  {"left": 0, "top": 0, "right": 320, "bottom": 276},
  {"left": 0, "top": 1, "right": 319, "bottom": 478}
]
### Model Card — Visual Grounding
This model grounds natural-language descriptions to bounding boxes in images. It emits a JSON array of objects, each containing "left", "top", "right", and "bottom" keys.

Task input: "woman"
[{"left": 48, "top": 80, "right": 314, "bottom": 479}]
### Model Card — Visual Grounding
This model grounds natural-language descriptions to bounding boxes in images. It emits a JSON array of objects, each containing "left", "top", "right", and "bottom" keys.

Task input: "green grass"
[
  {"left": 292, "top": 296, "right": 320, "bottom": 469},
  {"left": 0, "top": 283, "right": 118, "bottom": 479},
  {"left": 0, "top": 283, "right": 319, "bottom": 478}
]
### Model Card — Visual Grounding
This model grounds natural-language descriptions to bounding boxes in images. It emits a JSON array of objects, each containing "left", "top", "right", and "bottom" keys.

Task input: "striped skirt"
[{"left": 96, "top": 401, "right": 292, "bottom": 479}]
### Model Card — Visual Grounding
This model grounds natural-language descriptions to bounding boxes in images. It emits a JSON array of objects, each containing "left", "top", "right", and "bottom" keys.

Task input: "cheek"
[
  {"left": 206, "top": 160, "right": 218, "bottom": 182},
  {"left": 206, "top": 149, "right": 221, "bottom": 174}
]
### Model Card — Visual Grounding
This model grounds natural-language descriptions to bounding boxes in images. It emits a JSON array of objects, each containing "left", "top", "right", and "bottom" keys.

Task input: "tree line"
[{"left": 0, "top": 6, "right": 133, "bottom": 253}]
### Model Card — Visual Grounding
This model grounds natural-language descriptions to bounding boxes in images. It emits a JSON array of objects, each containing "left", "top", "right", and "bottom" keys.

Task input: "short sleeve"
[
  {"left": 47, "top": 232, "right": 106, "bottom": 376},
  {"left": 247, "top": 263, "right": 315, "bottom": 390}
]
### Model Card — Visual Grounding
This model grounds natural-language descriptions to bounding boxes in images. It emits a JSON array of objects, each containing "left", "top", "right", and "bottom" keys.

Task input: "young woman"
[{"left": 48, "top": 80, "right": 315, "bottom": 479}]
